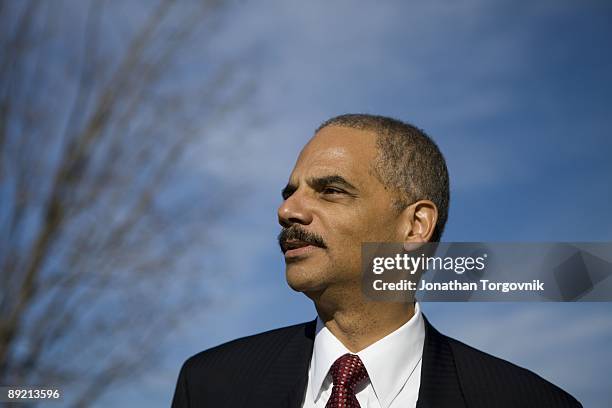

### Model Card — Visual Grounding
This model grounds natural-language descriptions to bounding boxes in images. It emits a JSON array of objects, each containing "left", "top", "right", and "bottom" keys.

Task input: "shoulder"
[
  {"left": 172, "top": 322, "right": 313, "bottom": 407},
  {"left": 178, "top": 321, "right": 310, "bottom": 381},
  {"left": 446, "top": 335, "right": 582, "bottom": 407}
]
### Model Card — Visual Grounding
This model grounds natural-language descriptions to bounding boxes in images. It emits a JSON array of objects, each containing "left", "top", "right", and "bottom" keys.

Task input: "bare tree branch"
[
  {"left": 0, "top": 0, "right": 253, "bottom": 404},
  {"left": 0, "top": 0, "right": 178, "bottom": 369}
]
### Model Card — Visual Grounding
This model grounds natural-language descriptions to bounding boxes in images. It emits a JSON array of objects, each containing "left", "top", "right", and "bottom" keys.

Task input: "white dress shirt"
[{"left": 301, "top": 302, "right": 425, "bottom": 408}]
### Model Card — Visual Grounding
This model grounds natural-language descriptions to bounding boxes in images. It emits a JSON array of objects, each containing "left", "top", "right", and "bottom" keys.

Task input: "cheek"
[
  {"left": 327, "top": 214, "right": 390, "bottom": 257},
  {"left": 351, "top": 212, "right": 396, "bottom": 242},
  {"left": 321, "top": 202, "right": 397, "bottom": 248}
]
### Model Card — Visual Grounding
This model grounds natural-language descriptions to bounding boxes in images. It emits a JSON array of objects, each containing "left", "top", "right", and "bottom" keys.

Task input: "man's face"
[{"left": 278, "top": 126, "right": 403, "bottom": 297}]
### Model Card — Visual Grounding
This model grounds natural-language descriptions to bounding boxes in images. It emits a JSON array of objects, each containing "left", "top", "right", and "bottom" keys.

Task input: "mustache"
[{"left": 278, "top": 226, "right": 327, "bottom": 252}]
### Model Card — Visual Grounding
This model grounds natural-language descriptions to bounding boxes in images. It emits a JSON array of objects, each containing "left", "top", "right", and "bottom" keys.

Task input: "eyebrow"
[
  {"left": 281, "top": 174, "right": 358, "bottom": 199},
  {"left": 309, "top": 175, "right": 357, "bottom": 192}
]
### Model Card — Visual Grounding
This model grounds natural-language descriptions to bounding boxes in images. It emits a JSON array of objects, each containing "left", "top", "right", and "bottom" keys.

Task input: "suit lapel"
[
  {"left": 416, "top": 316, "right": 467, "bottom": 408},
  {"left": 251, "top": 316, "right": 466, "bottom": 407},
  {"left": 286, "top": 320, "right": 316, "bottom": 407},
  {"left": 249, "top": 319, "right": 316, "bottom": 408}
]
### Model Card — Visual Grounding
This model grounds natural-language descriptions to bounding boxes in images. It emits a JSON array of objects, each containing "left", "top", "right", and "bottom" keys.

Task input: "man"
[{"left": 171, "top": 114, "right": 581, "bottom": 407}]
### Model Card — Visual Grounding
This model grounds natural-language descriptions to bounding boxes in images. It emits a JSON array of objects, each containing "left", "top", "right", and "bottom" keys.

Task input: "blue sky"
[{"left": 96, "top": 1, "right": 612, "bottom": 406}]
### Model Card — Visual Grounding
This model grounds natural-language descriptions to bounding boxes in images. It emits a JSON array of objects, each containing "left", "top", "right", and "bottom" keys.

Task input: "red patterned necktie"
[{"left": 325, "top": 353, "right": 369, "bottom": 408}]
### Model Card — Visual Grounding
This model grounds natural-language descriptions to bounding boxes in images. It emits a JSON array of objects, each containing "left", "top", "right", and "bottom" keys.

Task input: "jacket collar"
[{"left": 269, "top": 315, "right": 466, "bottom": 408}]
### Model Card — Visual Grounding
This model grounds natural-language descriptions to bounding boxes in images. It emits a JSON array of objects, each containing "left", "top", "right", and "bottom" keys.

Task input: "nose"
[{"left": 278, "top": 190, "right": 313, "bottom": 228}]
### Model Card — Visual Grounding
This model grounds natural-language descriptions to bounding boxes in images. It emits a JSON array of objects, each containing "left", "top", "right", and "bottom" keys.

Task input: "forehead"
[{"left": 291, "top": 126, "right": 379, "bottom": 183}]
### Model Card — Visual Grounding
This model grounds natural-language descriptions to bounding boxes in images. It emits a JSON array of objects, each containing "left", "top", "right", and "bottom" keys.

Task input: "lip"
[{"left": 284, "top": 244, "right": 317, "bottom": 258}]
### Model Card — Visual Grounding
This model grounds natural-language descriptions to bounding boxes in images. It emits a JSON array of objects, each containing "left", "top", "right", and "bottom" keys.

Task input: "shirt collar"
[{"left": 310, "top": 302, "right": 425, "bottom": 408}]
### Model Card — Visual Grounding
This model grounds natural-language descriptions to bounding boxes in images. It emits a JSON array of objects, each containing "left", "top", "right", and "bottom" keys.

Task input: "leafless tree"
[{"left": 0, "top": 0, "right": 253, "bottom": 405}]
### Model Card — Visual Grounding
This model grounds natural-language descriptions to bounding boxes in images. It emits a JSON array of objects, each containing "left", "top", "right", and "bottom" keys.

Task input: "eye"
[{"left": 321, "top": 187, "right": 344, "bottom": 195}]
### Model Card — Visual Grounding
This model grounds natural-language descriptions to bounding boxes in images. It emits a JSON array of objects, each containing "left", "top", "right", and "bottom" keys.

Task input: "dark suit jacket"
[{"left": 171, "top": 316, "right": 582, "bottom": 407}]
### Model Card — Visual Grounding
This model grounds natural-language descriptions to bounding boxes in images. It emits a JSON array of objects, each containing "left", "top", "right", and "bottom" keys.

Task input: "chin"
[{"left": 285, "top": 265, "right": 328, "bottom": 294}]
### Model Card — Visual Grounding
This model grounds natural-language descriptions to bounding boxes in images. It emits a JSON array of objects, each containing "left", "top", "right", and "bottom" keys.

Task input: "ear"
[{"left": 397, "top": 200, "right": 438, "bottom": 247}]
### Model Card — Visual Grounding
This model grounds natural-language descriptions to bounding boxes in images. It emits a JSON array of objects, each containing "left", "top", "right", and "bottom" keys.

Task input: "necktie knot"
[{"left": 329, "top": 353, "right": 369, "bottom": 391}]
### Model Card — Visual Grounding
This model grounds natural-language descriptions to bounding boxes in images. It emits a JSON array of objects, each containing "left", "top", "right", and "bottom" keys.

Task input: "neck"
[{"left": 312, "top": 289, "right": 415, "bottom": 352}]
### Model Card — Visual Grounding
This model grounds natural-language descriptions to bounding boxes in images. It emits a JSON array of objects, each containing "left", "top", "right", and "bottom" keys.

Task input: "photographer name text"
[{"left": 373, "top": 279, "right": 545, "bottom": 293}]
